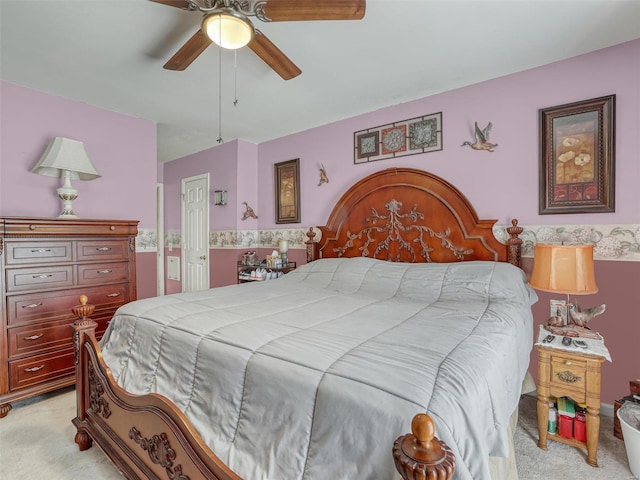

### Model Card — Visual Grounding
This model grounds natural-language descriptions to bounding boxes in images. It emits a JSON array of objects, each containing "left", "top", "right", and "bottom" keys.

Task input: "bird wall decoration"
[
  {"left": 461, "top": 122, "right": 498, "bottom": 152},
  {"left": 241, "top": 202, "right": 258, "bottom": 221},
  {"left": 318, "top": 164, "right": 329, "bottom": 186}
]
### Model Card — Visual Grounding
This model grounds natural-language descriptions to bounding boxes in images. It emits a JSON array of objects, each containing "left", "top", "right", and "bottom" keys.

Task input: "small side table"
[{"left": 536, "top": 345, "right": 605, "bottom": 467}]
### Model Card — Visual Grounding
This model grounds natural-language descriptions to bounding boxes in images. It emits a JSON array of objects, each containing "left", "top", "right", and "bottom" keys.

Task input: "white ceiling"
[{"left": 2, "top": 0, "right": 639, "bottom": 163}]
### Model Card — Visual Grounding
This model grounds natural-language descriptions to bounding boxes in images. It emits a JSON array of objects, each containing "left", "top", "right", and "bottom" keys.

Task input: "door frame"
[
  {"left": 156, "top": 183, "right": 165, "bottom": 296},
  {"left": 180, "top": 173, "right": 210, "bottom": 292}
]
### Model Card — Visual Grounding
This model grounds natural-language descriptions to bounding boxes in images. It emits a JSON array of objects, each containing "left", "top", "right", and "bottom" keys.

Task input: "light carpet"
[{"left": 0, "top": 388, "right": 635, "bottom": 479}]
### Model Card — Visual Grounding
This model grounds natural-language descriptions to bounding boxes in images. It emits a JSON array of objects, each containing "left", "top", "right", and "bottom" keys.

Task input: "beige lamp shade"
[
  {"left": 529, "top": 244, "right": 598, "bottom": 295},
  {"left": 32, "top": 137, "right": 101, "bottom": 180}
]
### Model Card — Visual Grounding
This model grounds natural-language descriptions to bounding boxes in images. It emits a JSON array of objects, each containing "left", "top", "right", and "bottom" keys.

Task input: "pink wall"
[
  {"left": 256, "top": 39, "right": 639, "bottom": 229},
  {"left": 0, "top": 81, "right": 158, "bottom": 298}
]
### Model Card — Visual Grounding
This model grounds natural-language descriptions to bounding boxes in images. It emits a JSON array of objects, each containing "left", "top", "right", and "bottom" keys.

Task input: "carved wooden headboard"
[{"left": 307, "top": 168, "right": 522, "bottom": 266}]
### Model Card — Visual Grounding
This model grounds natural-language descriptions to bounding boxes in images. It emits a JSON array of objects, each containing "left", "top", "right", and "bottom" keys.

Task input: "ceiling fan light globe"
[{"left": 203, "top": 12, "right": 253, "bottom": 50}]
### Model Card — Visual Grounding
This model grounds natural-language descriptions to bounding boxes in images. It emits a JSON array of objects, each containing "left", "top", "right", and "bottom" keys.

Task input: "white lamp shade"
[
  {"left": 203, "top": 11, "right": 254, "bottom": 49},
  {"left": 32, "top": 137, "right": 101, "bottom": 180},
  {"left": 279, "top": 239, "right": 289, "bottom": 253}
]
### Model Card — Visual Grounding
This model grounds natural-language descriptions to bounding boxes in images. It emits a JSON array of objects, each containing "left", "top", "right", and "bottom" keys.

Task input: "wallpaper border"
[{"left": 139, "top": 224, "right": 640, "bottom": 262}]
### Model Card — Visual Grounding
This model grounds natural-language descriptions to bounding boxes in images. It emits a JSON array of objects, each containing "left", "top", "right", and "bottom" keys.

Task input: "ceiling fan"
[{"left": 150, "top": 0, "right": 366, "bottom": 80}]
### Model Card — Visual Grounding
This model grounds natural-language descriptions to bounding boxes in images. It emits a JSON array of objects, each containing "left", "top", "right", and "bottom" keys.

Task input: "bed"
[{"left": 71, "top": 167, "right": 534, "bottom": 480}]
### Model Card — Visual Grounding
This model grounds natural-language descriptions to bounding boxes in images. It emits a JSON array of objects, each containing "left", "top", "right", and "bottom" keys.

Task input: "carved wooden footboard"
[
  {"left": 72, "top": 296, "right": 242, "bottom": 480},
  {"left": 72, "top": 295, "right": 456, "bottom": 480}
]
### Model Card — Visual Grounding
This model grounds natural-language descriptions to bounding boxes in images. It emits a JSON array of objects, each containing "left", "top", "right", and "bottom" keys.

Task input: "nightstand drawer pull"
[
  {"left": 24, "top": 365, "right": 45, "bottom": 373},
  {"left": 565, "top": 361, "right": 572, "bottom": 366},
  {"left": 22, "top": 303, "right": 43, "bottom": 309},
  {"left": 24, "top": 333, "right": 44, "bottom": 341},
  {"left": 32, "top": 274, "right": 53, "bottom": 279},
  {"left": 556, "top": 370, "right": 581, "bottom": 383},
  {"left": 96, "top": 247, "right": 112, "bottom": 251},
  {"left": 97, "top": 270, "right": 113, "bottom": 274},
  {"left": 31, "top": 248, "right": 52, "bottom": 253},
  {"left": 106, "top": 292, "right": 121, "bottom": 297}
]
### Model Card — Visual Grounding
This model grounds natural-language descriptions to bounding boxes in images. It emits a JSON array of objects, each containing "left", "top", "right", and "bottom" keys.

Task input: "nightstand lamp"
[
  {"left": 529, "top": 243, "right": 605, "bottom": 333},
  {"left": 32, "top": 137, "right": 101, "bottom": 218},
  {"left": 279, "top": 239, "right": 289, "bottom": 266}
]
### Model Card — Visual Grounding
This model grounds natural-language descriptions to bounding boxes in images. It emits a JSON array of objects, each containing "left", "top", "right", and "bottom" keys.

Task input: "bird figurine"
[
  {"left": 318, "top": 164, "right": 329, "bottom": 186},
  {"left": 569, "top": 302, "right": 606, "bottom": 328},
  {"left": 461, "top": 122, "right": 498, "bottom": 152},
  {"left": 241, "top": 202, "right": 258, "bottom": 221}
]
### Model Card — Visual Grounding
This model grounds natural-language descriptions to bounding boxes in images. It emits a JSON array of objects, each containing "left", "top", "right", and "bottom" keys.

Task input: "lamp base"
[{"left": 57, "top": 170, "right": 79, "bottom": 218}]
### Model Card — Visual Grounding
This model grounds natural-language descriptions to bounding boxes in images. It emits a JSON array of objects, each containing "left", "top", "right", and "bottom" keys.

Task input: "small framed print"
[
  {"left": 539, "top": 95, "right": 615, "bottom": 214},
  {"left": 274, "top": 158, "right": 301, "bottom": 224},
  {"left": 356, "top": 131, "right": 380, "bottom": 160}
]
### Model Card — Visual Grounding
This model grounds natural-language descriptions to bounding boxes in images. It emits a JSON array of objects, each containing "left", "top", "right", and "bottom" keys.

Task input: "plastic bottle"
[{"left": 548, "top": 401, "right": 558, "bottom": 434}]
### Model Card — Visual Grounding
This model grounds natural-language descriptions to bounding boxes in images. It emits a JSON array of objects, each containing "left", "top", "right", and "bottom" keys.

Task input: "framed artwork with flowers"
[{"left": 539, "top": 95, "right": 615, "bottom": 214}]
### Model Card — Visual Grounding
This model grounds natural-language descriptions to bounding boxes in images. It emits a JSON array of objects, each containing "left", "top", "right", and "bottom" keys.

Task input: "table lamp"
[
  {"left": 529, "top": 243, "right": 605, "bottom": 333},
  {"left": 32, "top": 137, "right": 101, "bottom": 218},
  {"left": 279, "top": 239, "right": 289, "bottom": 266}
]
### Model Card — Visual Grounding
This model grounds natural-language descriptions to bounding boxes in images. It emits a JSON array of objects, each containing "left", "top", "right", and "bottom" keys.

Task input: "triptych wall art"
[{"left": 354, "top": 112, "right": 442, "bottom": 164}]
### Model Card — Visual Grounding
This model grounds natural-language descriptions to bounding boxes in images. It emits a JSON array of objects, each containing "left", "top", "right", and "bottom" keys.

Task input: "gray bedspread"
[{"left": 100, "top": 257, "right": 536, "bottom": 480}]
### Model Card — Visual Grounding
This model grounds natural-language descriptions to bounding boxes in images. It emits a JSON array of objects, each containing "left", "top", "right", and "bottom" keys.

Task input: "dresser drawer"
[
  {"left": 7, "top": 283, "right": 130, "bottom": 326},
  {"left": 550, "top": 353, "right": 587, "bottom": 394},
  {"left": 78, "top": 262, "right": 129, "bottom": 285},
  {"left": 5, "top": 265, "right": 74, "bottom": 292},
  {"left": 4, "top": 241, "right": 73, "bottom": 265},
  {"left": 8, "top": 319, "right": 73, "bottom": 358},
  {"left": 9, "top": 349, "right": 75, "bottom": 391},
  {"left": 76, "top": 240, "right": 129, "bottom": 261}
]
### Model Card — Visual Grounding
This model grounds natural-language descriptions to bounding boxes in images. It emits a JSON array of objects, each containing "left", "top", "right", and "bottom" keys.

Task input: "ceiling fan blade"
[
  {"left": 148, "top": 0, "right": 192, "bottom": 8},
  {"left": 248, "top": 30, "right": 302, "bottom": 80},
  {"left": 163, "top": 29, "right": 212, "bottom": 70},
  {"left": 260, "top": 0, "right": 365, "bottom": 21}
]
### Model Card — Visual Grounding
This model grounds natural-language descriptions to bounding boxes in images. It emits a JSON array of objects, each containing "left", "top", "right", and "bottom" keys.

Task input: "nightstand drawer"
[
  {"left": 76, "top": 240, "right": 129, "bottom": 261},
  {"left": 5, "top": 265, "right": 74, "bottom": 292},
  {"left": 4, "top": 241, "right": 73, "bottom": 265},
  {"left": 550, "top": 354, "right": 587, "bottom": 391}
]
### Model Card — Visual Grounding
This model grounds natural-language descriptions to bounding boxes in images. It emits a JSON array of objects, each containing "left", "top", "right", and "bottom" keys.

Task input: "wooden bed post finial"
[
  {"left": 506, "top": 219, "right": 523, "bottom": 268},
  {"left": 305, "top": 227, "right": 318, "bottom": 263},
  {"left": 393, "top": 413, "right": 455, "bottom": 480}
]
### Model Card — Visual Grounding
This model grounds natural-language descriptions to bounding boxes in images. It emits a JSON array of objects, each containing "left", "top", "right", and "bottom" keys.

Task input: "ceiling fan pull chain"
[
  {"left": 234, "top": 50, "right": 239, "bottom": 107},
  {"left": 217, "top": 42, "right": 223, "bottom": 144}
]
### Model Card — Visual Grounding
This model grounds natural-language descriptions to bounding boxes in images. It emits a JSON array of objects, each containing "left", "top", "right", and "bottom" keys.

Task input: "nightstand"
[{"left": 536, "top": 345, "right": 605, "bottom": 467}]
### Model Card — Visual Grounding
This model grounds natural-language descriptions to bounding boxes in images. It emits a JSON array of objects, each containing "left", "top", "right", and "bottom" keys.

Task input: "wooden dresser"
[{"left": 0, "top": 217, "right": 138, "bottom": 417}]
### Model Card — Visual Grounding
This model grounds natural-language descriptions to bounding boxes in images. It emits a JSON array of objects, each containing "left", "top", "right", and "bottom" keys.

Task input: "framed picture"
[
  {"left": 274, "top": 158, "right": 301, "bottom": 224},
  {"left": 354, "top": 112, "right": 442, "bottom": 164},
  {"left": 539, "top": 95, "right": 615, "bottom": 214}
]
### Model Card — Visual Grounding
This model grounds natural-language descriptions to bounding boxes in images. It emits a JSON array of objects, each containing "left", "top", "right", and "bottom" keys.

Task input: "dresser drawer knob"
[
  {"left": 110, "top": 226, "right": 116, "bottom": 231},
  {"left": 31, "top": 248, "right": 52, "bottom": 253},
  {"left": 106, "top": 292, "right": 121, "bottom": 297},
  {"left": 97, "top": 270, "right": 113, "bottom": 274},
  {"left": 22, "top": 303, "right": 43, "bottom": 309},
  {"left": 96, "top": 247, "right": 112, "bottom": 251},
  {"left": 32, "top": 274, "right": 53, "bottom": 279},
  {"left": 24, "top": 365, "right": 45, "bottom": 373},
  {"left": 29, "top": 224, "right": 36, "bottom": 230},
  {"left": 24, "top": 333, "right": 44, "bottom": 341}
]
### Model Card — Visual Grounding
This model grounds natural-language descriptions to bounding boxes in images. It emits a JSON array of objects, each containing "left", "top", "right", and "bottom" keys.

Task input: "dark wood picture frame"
[
  {"left": 539, "top": 95, "right": 615, "bottom": 214},
  {"left": 274, "top": 158, "right": 301, "bottom": 224}
]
